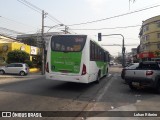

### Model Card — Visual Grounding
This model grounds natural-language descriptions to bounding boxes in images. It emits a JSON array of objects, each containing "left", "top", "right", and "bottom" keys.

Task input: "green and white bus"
[{"left": 45, "top": 34, "right": 110, "bottom": 83}]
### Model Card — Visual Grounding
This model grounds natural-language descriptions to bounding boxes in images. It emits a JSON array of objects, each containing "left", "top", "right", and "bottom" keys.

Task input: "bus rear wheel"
[{"left": 95, "top": 71, "right": 101, "bottom": 84}]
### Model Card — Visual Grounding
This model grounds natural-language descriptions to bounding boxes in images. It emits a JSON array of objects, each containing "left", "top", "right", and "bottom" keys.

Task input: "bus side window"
[
  {"left": 104, "top": 52, "right": 106, "bottom": 62},
  {"left": 90, "top": 41, "right": 95, "bottom": 60},
  {"left": 61, "top": 45, "right": 65, "bottom": 51},
  {"left": 55, "top": 43, "right": 61, "bottom": 50}
]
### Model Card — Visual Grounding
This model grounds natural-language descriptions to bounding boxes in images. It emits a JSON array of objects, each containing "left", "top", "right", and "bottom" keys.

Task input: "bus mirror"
[{"left": 98, "top": 33, "right": 102, "bottom": 41}]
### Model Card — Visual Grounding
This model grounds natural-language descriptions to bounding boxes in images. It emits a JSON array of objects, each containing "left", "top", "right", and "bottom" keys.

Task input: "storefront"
[{"left": 137, "top": 51, "right": 160, "bottom": 61}]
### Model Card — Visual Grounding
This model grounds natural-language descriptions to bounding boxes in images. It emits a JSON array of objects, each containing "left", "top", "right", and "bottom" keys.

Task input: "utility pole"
[
  {"left": 64, "top": 26, "right": 68, "bottom": 34},
  {"left": 41, "top": 10, "right": 45, "bottom": 75}
]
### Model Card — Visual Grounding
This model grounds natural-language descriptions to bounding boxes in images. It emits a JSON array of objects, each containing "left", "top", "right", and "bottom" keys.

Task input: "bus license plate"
[{"left": 132, "top": 82, "right": 139, "bottom": 86}]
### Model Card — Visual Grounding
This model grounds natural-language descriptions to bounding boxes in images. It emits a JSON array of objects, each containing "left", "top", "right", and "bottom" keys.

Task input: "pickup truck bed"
[{"left": 125, "top": 61, "right": 160, "bottom": 93}]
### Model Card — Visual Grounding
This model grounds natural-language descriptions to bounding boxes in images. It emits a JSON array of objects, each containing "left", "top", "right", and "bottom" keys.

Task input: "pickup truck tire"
[
  {"left": 129, "top": 82, "right": 137, "bottom": 90},
  {"left": 155, "top": 81, "right": 160, "bottom": 94}
]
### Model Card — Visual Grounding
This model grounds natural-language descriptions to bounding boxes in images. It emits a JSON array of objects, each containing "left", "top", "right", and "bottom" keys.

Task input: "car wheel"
[
  {"left": 20, "top": 71, "right": 25, "bottom": 76},
  {"left": 0, "top": 70, "right": 5, "bottom": 75},
  {"left": 129, "top": 82, "right": 137, "bottom": 90}
]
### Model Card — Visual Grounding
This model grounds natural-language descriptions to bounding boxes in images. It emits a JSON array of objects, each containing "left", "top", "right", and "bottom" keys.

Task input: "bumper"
[
  {"left": 125, "top": 77, "right": 155, "bottom": 88},
  {"left": 45, "top": 73, "right": 90, "bottom": 83}
]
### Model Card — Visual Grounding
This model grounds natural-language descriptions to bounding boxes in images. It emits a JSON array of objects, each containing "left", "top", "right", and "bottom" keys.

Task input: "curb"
[{"left": 0, "top": 73, "right": 44, "bottom": 78}]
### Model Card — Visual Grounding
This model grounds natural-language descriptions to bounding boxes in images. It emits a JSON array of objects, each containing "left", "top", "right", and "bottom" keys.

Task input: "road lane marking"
[{"left": 86, "top": 74, "right": 115, "bottom": 111}]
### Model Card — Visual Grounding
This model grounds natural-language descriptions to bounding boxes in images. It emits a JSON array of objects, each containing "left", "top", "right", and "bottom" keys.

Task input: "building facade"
[
  {"left": 138, "top": 15, "right": 160, "bottom": 61},
  {"left": 0, "top": 35, "right": 40, "bottom": 66}
]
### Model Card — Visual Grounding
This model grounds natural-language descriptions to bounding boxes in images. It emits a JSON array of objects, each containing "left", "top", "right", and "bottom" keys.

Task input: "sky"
[{"left": 0, "top": 0, "right": 160, "bottom": 56}]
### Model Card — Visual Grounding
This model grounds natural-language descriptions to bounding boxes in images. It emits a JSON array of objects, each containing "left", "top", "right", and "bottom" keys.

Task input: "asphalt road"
[{"left": 0, "top": 67, "right": 160, "bottom": 120}]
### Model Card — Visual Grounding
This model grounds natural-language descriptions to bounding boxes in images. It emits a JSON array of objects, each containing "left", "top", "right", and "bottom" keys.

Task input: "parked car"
[
  {"left": 121, "top": 63, "right": 139, "bottom": 79},
  {"left": 0, "top": 63, "right": 29, "bottom": 76},
  {"left": 124, "top": 61, "right": 160, "bottom": 93}
]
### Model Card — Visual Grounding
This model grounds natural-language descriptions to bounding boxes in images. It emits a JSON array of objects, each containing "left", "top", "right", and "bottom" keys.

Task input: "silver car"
[{"left": 0, "top": 63, "right": 29, "bottom": 76}]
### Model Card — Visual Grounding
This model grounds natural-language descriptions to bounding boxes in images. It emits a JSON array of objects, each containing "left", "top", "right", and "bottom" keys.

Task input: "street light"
[
  {"left": 45, "top": 24, "right": 64, "bottom": 33},
  {"left": 98, "top": 33, "right": 125, "bottom": 68}
]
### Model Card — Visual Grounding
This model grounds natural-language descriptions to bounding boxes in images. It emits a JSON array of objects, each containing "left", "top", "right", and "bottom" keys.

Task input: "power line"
[
  {"left": 0, "top": 27, "right": 25, "bottom": 34},
  {"left": 17, "top": 0, "right": 64, "bottom": 25},
  {"left": 47, "top": 14, "right": 63, "bottom": 24},
  {"left": 17, "top": 0, "right": 41, "bottom": 14},
  {"left": 0, "top": 27, "right": 26, "bottom": 39},
  {"left": 70, "top": 24, "right": 141, "bottom": 30},
  {"left": 0, "top": 16, "right": 39, "bottom": 29},
  {"left": 67, "top": 4, "right": 160, "bottom": 26},
  {"left": 21, "top": 0, "right": 42, "bottom": 11}
]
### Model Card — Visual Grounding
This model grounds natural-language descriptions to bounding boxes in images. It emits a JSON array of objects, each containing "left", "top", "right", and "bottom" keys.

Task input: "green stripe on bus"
[
  {"left": 51, "top": 51, "right": 82, "bottom": 73},
  {"left": 96, "top": 61, "right": 108, "bottom": 76}
]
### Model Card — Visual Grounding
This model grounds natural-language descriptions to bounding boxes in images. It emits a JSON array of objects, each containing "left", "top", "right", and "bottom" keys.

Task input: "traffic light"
[{"left": 98, "top": 33, "right": 102, "bottom": 41}]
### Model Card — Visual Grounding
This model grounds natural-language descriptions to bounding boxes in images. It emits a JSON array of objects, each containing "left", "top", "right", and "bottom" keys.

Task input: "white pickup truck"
[{"left": 125, "top": 61, "right": 160, "bottom": 93}]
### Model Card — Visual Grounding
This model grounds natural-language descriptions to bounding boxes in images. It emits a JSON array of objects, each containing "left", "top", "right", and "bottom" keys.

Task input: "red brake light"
[
  {"left": 46, "top": 62, "right": 49, "bottom": 73},
  {"left": 146, "top": 70, "right": 153, "bottom": 76},
  {"left": 82, "top": 64, "right": 87, "bottom": 75}
]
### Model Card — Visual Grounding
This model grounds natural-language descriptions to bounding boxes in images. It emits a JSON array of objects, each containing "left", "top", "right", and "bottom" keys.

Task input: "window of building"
[
  {"left": 145, "top": 35, "right": 149, "bottom": 41},
  {"left": 157, "top": 44, "right": 160, "bottom": 49},
  {"left": 142, "top": 36, "right": 145, "bottom": 41},
  {"left": 157, "top": 33, "right": 160, "bottom": 38},
  {"left": 157, "top": 21, "right": 160, "bottom": 28},
  {"left": 143, "top": 25, "right": 149, "bottom": 32},
  {"left": 144, "top": 45, "right": 149, "bottom": 51}
]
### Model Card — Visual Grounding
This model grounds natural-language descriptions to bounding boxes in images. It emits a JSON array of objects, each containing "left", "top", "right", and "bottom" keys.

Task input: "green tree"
[{"left": 7, "top": 50, "right": 30, "bottom": 63}]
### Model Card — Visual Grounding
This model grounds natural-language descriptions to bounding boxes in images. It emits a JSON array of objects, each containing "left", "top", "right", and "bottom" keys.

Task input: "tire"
[
  {"left": 95, "top": 71, "right": 101, "bottom": 84},
  {"left": 155, "top": 81, "right": 160, "bottom": 94},
  {"left": 0, "top": 70, "right": 5, "bottom": 75},
  {"left": 19, "top": 71, "right": 25, "bottom": 76},
  {"left": 129, "top": 82, "right": 137, "bottom": 90},
  {"left": 105, "top": 69, "right": 108, "bottom": 77}
]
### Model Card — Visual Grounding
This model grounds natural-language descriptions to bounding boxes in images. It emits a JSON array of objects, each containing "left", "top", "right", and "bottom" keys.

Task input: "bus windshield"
[{"left": 51, "top": 35, "right": 86, "bottom": 52}]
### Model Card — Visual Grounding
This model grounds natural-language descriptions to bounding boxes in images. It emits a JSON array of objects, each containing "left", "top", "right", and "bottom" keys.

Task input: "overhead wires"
[
  {"left": 17, "top": 0, "right": 64, "bottom": 25},
  {"left": 67, "top": 4, "right": 160, "bottom": 26},
  {"left": 70, "top": 25, "right": 141, "bottom": 30}
]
